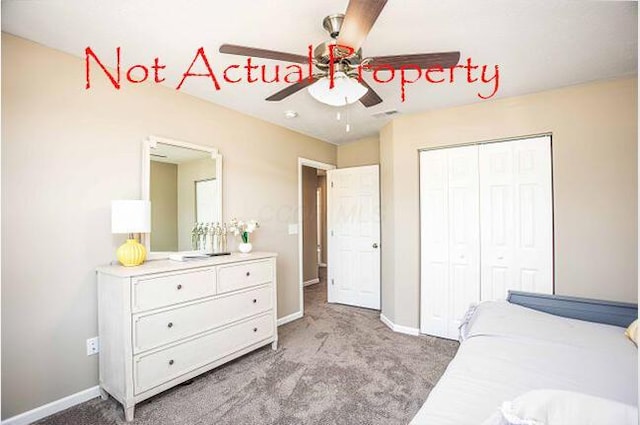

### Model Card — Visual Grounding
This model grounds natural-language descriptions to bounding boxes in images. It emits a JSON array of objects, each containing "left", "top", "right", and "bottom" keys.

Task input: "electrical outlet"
[
  {"left": 86, "top": 337, "right": 99, "bottom": 356},
  {"left": 288, "top": 224, "right": 298, "bottom": 235}
]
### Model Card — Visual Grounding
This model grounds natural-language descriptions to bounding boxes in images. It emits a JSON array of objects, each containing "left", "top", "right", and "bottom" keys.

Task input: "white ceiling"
[{"left": 2, "top": 0, "right": 637, "bottom": 145}]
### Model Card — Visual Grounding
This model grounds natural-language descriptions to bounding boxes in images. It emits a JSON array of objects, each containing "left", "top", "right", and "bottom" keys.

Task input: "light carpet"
[{"left": 36, "top": 275, "right": 458, "bottom": 424}]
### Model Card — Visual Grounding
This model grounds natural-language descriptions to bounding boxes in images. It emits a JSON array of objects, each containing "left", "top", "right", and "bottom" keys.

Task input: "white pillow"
[{"left": 481, "top": 389, "right": 638, "bottom": 425}]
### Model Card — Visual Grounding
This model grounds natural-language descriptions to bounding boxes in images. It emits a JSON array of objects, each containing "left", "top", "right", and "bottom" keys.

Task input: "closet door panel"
[
  {"left": 420, "top": 146, "right": 480, "bottom": 340},
  {"left": 480, "top": 137, "right": 553, "bottom": 300},
  {"left": 514, "top": 137, "right": 553, "bottom": 294},
  {"left": 446, "top": 146, "right": 480, "bottom": 337},
  {"left": 420, "top": 149, "right": 450, "bottom": 338},
  {"left": 480, "top": 142, "right": 516, "bottom": 300}
]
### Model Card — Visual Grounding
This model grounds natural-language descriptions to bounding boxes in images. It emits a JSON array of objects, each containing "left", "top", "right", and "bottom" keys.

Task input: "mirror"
[{"left": 142, "top": 136, "right": 222, "bottom": 254}]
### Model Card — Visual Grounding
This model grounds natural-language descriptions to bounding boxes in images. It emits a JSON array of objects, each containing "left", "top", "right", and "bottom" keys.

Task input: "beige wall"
[
  {"left": 381, "top": 77, "right": 638, "bottom": 329},
  {"left": 177, "top": 157, "right": 217, "bottom": 251},
  {"left": 337, "top": 136, "right": 380, "bottom": 168},
  {"left": 302, "top": 166, "right": 318, "bottom": 282},
  {"left": 150, "top": 161, "right": 178, "bottom": 251},
  {"left": 1, "top": 34, "right": 336, "bottom": 418},
  {"left": 379, "top": 123, "right": 396, "bottom": 321}
]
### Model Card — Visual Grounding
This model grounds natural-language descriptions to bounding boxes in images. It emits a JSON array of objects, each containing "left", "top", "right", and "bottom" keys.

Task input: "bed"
[{"left": 410, "top": 292, "right": 638, "bottom": 425}]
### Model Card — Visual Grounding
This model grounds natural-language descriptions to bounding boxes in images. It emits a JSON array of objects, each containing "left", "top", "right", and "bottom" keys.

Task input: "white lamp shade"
[
  {"left": 307, "top": 72, "right": 368, "bottom": 106},
  {"left": 111, "top": 200, "right": 151, "bottom": 234}
]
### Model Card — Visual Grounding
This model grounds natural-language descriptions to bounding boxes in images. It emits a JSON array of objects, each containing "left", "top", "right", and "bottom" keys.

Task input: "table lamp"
[{"left": 111, "top": 200, "right": 151, "bottom": 266}]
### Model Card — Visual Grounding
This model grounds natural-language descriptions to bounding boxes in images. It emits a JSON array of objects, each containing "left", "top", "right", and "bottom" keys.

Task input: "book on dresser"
[{"left": 96, "top": 252, "right": 278, "bottom": 422}]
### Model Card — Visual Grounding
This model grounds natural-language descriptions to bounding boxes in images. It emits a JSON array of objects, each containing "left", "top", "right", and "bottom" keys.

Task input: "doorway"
[{"left": 298, "top": 158, "right": 336, "bottom": 317}]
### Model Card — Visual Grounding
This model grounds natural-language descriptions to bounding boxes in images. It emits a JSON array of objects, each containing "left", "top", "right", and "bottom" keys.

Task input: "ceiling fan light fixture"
[{"left": 307, "top": 72, "right": 368, "bottom": 107}]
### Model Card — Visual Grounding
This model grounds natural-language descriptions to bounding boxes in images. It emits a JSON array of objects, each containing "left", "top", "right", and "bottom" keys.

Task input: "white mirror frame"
[{"left": 141, "top": 135, "right": 223, "bottom": 259}]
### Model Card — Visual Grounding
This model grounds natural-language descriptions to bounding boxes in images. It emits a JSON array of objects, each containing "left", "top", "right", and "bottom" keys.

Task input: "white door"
[
  {"left": 479, "top": 136, "right": 553, "bottom": 300},
  {"left": 327, "top": 165, "right": 380, "bottom": 309},
  {"left": 420, "top": 146, "right": 480, "bottom": 339}
]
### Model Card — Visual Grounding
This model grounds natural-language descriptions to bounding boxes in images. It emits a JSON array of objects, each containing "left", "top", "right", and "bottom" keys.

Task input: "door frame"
[{"left": 298, "top": 158, "right": 336, "bottom": 318}]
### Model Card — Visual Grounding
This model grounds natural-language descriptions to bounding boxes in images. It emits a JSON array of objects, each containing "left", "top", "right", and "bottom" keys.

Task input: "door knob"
[{"left": 372, "top": 243, "right": 379, "bottom": 249}]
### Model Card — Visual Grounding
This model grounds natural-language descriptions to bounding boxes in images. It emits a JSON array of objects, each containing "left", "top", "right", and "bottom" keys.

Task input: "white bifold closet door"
[
  {"left": 420, "top": 145, "right": 480, "bottom": 339},
  {"left": 420, "top": 135, "right": 552, "bottom": 340},
  {"left": 479, "top": 136, "right": 553, "bottom": 300}
]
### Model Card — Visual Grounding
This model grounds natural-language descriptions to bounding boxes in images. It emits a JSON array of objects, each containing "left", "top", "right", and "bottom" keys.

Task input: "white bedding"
[{"left": 410, "top": 301, "right": 638, "bottom": 425}]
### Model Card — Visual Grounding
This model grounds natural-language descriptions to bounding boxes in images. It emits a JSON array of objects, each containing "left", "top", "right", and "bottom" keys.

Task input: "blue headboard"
[{"left": 507, "top": 290, "right": 638, "bottom": 328}]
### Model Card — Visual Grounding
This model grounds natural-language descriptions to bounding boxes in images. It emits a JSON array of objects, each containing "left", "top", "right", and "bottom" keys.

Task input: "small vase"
[{"left": 238, "top": 242, "right": 253, "bottom": 254}]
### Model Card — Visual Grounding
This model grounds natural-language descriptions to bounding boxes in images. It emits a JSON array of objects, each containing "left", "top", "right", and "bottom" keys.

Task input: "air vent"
[{"left": 371, "top": 110, "right": 399, "bottom": 119}]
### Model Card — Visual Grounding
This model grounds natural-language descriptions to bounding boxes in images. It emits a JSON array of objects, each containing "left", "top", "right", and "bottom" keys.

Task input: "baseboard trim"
[
  {"left": 2, "top": 386, "right": 100, "bottom": 425},
  {"left": 277, "top": 311, "right": 303, "bottom": 326},
  {"left": 379, "top": 313, "right": 420, "bottom": 336},
  {"left": 303, "top": 278, "right": 320, "bottom": 287},
  {"left": 379, "top": 313, "right": 395, "bottom": 330}
]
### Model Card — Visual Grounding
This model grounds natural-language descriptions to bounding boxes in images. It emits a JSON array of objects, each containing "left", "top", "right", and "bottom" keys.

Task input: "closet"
[{"left": 419, "top": 135, "right": 553, "bottom": 339}]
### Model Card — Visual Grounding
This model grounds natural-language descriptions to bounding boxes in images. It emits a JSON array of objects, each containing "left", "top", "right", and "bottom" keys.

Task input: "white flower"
[{"left": 226, "top": 218, "right": 259, "bottom": 238}]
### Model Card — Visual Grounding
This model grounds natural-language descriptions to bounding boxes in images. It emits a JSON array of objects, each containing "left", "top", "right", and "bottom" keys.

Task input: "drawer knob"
[
  {"left": 167, "top": 322, "right": 173, "bottom": 328},
  {"left": 246, "top": 272, "right": 251, "bottom": 277},
  {"left": 252, "top": 299, "right": 257, "bottom": 304},
  {"left": 168, "top": 359, "right": 174, "bottom": 366},
  {"left": 253, "top": 327, "right": 257, "bottom": 332},
  {"left": 177, "top": 284, "right": 183, "bottom": 290}
]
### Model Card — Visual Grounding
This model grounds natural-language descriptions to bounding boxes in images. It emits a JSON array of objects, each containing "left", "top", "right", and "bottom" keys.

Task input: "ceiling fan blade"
[
  {"left": 358, "top": 79, "right": 383, "bottom": 107},
  {"left": 368, "top": 52, "right": 461, "bottom": 70},
  {"left": 265, "top": 77, "right": 318, "bottom": 101},
  {"left": 219, "top": 44, "right": 308, "bottom": 64},
  {"left": 337, "top": 0, "right": 388, "bottom": 52}
]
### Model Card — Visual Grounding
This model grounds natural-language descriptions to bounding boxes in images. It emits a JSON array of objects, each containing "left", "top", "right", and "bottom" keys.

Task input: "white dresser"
[{"left": 96, "top": 252, "right": 278, "bottom": 421}]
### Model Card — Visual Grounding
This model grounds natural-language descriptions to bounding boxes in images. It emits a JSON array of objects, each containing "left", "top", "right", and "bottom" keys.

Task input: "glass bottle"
[
  {"left": 191, "top": 223, "right": 199, "bottom": 250},
  {"left": 221, "top": 223, "right": 228, "bottom": 253},
  {"left": 212, "top": 222, "right": 220, "bottom": 253},
  {"left": 198, "top": 223, "right": 205, "bottom": 251}
]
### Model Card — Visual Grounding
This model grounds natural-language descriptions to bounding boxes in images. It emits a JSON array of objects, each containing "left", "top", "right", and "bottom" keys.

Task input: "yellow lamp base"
[{"left": 116, "top": 239, "right": 147, "bottom": 267}]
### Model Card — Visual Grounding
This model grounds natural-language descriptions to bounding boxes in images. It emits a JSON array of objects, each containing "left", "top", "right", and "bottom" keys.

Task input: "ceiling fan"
[{"left": 218, "top": 0, "right": 460, "bottom": 108}]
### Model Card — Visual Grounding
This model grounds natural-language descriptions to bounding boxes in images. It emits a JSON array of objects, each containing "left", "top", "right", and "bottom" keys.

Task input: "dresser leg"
[
  {"left": 124, "top": 405, "right": 135, "bottom": 422},
  {"left": 99, "top": 387, "right": 109, "bottom": 401},
  {"left": 271, "top": 340, "right": 278, "bottom": 350}
]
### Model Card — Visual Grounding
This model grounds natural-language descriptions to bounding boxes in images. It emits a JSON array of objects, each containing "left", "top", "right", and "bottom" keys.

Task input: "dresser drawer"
[
  {"left": 134, "top": 313, "right": 274, "bottom": 394},
  {"left": 133, "top": 284, "right": 273, "bottom": 353},
  {"left": 217, "top": 260, "right": 272, "bottom": 294},
  {"left": 132, "top": 269, "right": 216, "bottom": 312}
]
